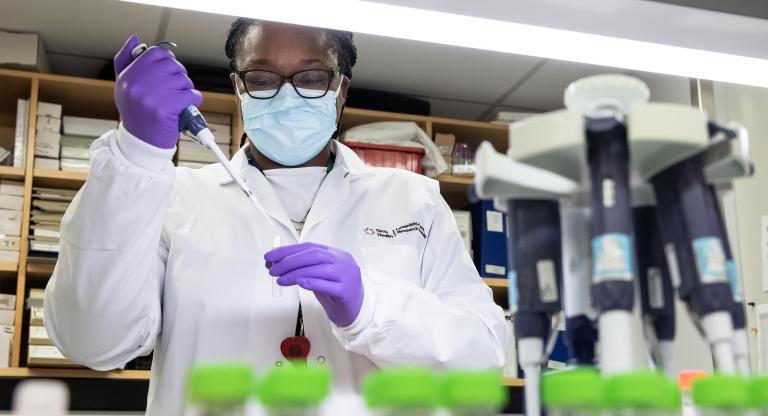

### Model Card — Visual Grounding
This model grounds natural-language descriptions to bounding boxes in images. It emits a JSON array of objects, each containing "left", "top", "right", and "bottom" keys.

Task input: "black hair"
[{"left": 225, "top": 18, "right": 357, "bottom": 79}]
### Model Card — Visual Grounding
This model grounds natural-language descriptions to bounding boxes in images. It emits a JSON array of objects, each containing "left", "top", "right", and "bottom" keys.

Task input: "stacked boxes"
[
  {"left": 60, "top": 116, "right": 117, "bottom": 172},
  {"left": 0, "top": 179, "right": 23, "bottom": 263},
  {"left": 27, "top": 289, "right": 77, "bottom": 367},
  {"left": 0, "top": 293, "right": 15, "bottom": 368},
  {"left": 29, "top": 187, "right": 76, "bottom": 254},
  {"left": 33, "top": 101, "right": 62, "bottom": 170},
  {"left": 177, "top": 112, "right": 232, "bottom": 168},
  {"left": 452, "top": 210, "right": 472, "bottom": 256}
]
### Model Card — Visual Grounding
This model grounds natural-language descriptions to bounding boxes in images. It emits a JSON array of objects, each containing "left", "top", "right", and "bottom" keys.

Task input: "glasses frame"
[{"left": 235, "top": 68, "right": 338, "bottom": 99}]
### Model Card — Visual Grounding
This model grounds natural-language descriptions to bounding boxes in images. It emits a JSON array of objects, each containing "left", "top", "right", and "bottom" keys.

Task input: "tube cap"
[
  {"left": 363, "top": 368, "right": 439, "bottom": 409},
  {"left": 259, "top": 365, "right": 331, "bottom": 407},
  {"left": 750, "top": 376, "right": 768, "bottom": 408},
  {"left": 603, "top": 372, "right": 667, "bottom": 409},
  {"left": 542, "top": 367, "right": 601, "bottom": 409},
  {"left": 692, "top": 374, "right": 748, "bottom": 409},
  {"left": 678, "top": 370, "right": 708, "bottom": 392},
  {"left": 439, "top": 370, "right": 505, "bottom": 408},
  {"left": 186, "top": 362, "right": 254, "bottom": 404},
  {"left": 660, "top": 381, "right": 682, "bottom": 412}
]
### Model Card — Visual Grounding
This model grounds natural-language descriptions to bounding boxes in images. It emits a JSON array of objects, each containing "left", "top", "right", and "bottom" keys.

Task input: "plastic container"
[
  {"left": 344, "top": 141, "right": 425, "bottom": 174},
  {"left": 451, "top": 143, "right": 475, "bottom": 176},
  {"left": 186, "top": 362, "right": 254, "bottom": 416},
  {"left": 603, "top": 372, "right": 668, "bottom": 416},
  {"left": 679, "top": 370, "right": 709, "bottom": 416},
  {"left": 259, "top": 365, "right": 331, "bottom": 416},
  {"left": 692, "top": 374, "right": 748, "bottom": 416},
  {"left": 363, "top": 367, "right": 439, "bottom": 416},
  {"left": 750, "top": 376, "right": 768, "bottom": 415},
  {"left": 541, "top": 366, "right": 601, "bottom": 416},
  {"left": 440, "top": 370, "right": 505, "bottom": 415}
]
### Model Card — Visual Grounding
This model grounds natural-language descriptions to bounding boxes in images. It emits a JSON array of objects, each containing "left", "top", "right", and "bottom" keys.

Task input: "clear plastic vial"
[
  {"left": 186, "top": 362, "right": 254, "bottom": 416},
  {"left": 541, "top": 366, "right": 601, "bottom": 416},
  {"left": 692, "top": 374, "right": 748, "bottom": 416},
  {"left": 363, "top": 367, "right": 439, "bottom": 416},
  {"left": 440, "top": 370, "right": 505, "bottom": 416},
  {"left": 259, "top": 364, "right": 330, "bottom": 416}
]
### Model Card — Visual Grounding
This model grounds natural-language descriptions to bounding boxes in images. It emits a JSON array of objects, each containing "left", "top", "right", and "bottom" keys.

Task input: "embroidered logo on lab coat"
[{"left": 364, "top": 222, "right": 426, "bottom": 239}]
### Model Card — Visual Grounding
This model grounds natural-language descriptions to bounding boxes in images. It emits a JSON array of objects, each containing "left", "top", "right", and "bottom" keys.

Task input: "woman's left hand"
[{"left": 265, "top": 242, "right": 364, "bottom": 327}]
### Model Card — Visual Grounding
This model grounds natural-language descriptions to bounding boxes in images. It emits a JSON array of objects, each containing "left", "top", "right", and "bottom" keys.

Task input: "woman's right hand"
[{"left": 113, "top": 35, "right": 202, "bottom": 150}]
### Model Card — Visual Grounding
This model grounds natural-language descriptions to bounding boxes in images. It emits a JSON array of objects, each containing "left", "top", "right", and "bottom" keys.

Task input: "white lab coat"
[{"left": 44, "top": 125, "right": 509, "bottom": 415}]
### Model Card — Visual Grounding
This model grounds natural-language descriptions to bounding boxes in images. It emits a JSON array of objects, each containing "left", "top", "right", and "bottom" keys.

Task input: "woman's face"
[{"left": 230, "top": 22, "right": 349, "bottom": 121}]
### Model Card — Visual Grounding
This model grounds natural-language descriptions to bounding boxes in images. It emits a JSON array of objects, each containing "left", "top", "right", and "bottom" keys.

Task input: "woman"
[{"left": 44, "top": 18, "right": 508, "bottom": 415}]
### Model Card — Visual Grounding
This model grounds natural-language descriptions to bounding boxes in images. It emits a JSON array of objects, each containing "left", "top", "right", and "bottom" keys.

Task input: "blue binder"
[{"left": 471, "top": 200, "right": 508, "bottom": 278}]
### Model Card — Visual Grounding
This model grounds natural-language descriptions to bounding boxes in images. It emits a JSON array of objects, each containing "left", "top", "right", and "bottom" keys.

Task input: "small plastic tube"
[{"left": 272, "top": 235, "right": 282, "bottom": 299}]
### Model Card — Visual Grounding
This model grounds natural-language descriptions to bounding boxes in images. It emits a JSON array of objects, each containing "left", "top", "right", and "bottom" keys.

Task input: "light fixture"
[{"left": 122, "top": 0, "right": 768, "bottom": 88}]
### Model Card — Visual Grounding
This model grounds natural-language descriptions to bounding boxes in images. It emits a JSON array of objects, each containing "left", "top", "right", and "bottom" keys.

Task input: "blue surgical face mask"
[{"left": 240, "top": 82, "right": 342, "bottom": 167}]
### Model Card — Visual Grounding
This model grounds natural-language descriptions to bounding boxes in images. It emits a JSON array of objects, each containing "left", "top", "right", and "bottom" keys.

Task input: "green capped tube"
[
  {"left": 363, "top": 367, "right": 439, "bottom": 416},
  {"left": 186, "top": 362, "right": 254, "bottom": 416},
  {"left": 259, "top": 365, "right": 331, "bottom": 416},
  {"left": 440, "top": 370, "right": 505, "bottom": 416}
]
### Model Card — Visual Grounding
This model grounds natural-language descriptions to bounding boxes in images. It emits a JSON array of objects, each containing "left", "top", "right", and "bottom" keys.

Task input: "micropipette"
[{"left": 130, "top": 41, "right": 283, "bottom": 298}]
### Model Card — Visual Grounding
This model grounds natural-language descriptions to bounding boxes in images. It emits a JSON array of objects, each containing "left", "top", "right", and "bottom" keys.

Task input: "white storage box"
[
  {"left": 29, "top": 325, "right": 52, "bottom": 345},
  {"left": 34, "top": 157, "right": 60, "bottom": 170},
  {"left": 0, "top": 194, "right": 23, "bottom": 211},
  {"left": 0, "top": 251, "right": 20, "bottom": 263},
  {"left": 30, "top": 306, "right": 44, "bottom": 326},
  {"left": 0, "top": 180, "right": 24, "bottom": 197},
  {"left": 0, "top": 236, "right": 20, "bottom": 251},
  {"left": 0, "top": 210, "right": 21, "bottom": 237},
  {"left": 60, "top": 158, "right": 90, "bottom": 172},
  {"left": 37, "top": 102, "right": 62, "bottom": 118},
  {"left": 36, "top": 115, "right": 61, "bottom": 134},
  {"left": 0, "top": 309, "right": 13, "bottom": 325},
  {"left": 0, "top": 294, "right": 15, "bottom": 311},
  {"left": 62, "top": 116, "right": 117, "bottom": 137},
  {"left": 34, "top": 130, "right": 61, "bottom": 158},
  {"left": 60, "top": 135, "right": 95, "bottom": 159},
  {"left": 0, "top": 30, "right": 51, "bottom": 72},
  {"left": 28, "top": 345, "right": 78, "bottom": 367}
]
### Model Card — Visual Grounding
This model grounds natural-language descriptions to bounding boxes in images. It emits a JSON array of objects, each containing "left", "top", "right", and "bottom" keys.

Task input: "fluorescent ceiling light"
[{"left": 122, "top": 0, "right": 768, "bottom": 88}]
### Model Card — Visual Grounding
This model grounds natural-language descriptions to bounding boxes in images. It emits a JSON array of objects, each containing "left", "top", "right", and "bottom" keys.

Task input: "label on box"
[
  {"left": 693, "top": 237, "right": 727, "bottom": 283},
  {"left": 37, "top": 102, "right": 63, "bottom": 118},
  {"left": 485, "top": 264, "right": 506, "bottom": 276},
  {"left": 486, "top": 210, "right": 504, "bottom": 233},
  {"left": 29, "top": 325, "right": 50, "bottom": 343},
  {"left": 1, "top": 325, "right": 12, "bottom": 336},
  {"left": 537, "top": 260, "right": 559, "bottom": 303},
  {"left": 592, "top": 233, "right": 633, "bottom": 282},
  {"left": 0, "top": 210, "right": 21, "bottom": 237},
  {"left": 36, "top": 115, "right": 61, "bottom": 133}
]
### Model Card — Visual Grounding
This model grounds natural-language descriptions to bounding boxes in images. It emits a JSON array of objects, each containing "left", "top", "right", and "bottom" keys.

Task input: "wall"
[{"left": 712, "top": 83, "right": 768, "bottom": 373}]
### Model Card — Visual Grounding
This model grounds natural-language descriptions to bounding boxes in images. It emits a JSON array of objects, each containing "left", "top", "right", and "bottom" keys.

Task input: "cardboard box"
[
  {"left": 0, "top": 236, "right": 20, "bottom": 252},
  {"left": 36, "top": 115, "right": 61, "bottom": 134},
  {"left": 0, "top": 294, "right": 15, "bottom": 311},
  {"left": 13, "top": 99, "right": 28, "bottom": 168},
  {"left": 29, "top": 325, "right": 52, "bottom": 345},
  {"left": 37, "top": 102, "right": 62, "bottom": 118},
  {"left": 27, "top": 289, "right": 44, "bottom": 308},
  {"left": 0, "top": 180, "right": 24, "bottom": 196},
  {"left": 0, "top": 310, "right": 13, "bottom": 325},
  {"left": 0, "top": 210, "right": 21, "bottom": 237},
  {"left": 207, "top": 122, "right": 232, "bottom": 145},
  {"left": 0, "top": 30, "right": 51, "bottom": 72},
  {"left": 34, "top": 157, "right": 60, "bottom": 170},
  {"left": 0, "top": 329, "right": 9, "bottom": 368},
  {"left": 62, "top": 116, "right": 117, "bottom": 137},
  {"left": 435, "top": 133, "right": 456, "bottom": 170},
  {"left": 0, "top": 251, "right": 19, "bottom": 263},
  {"left": 0, "top": 194, "right": 23, "bottom": 211},
  {"left": 201, "top": 112, "right": 232, "bottom": 125}
]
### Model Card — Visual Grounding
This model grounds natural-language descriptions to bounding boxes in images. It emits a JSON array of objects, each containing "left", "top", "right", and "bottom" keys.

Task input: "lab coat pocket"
[{"left": 360, "top": 244, "right": 422, "bottom": 286}]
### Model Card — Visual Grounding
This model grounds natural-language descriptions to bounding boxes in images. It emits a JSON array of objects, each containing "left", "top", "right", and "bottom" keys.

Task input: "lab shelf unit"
[{"left": 0, "top": 68, "right": 514, "bottom": 383}]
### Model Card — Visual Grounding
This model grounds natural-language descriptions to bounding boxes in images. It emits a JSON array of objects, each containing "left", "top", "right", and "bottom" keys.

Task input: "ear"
[
  {"left": 231, "top": 73, "right": 244, "bottom": 126},
  {"left": 339, "top": 76, "right": 350, "bottom": 105}
]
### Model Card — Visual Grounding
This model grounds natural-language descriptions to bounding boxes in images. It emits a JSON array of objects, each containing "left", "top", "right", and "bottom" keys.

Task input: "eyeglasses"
[{"left": 235, "top": 68, "right": 338, "bottom": 99}]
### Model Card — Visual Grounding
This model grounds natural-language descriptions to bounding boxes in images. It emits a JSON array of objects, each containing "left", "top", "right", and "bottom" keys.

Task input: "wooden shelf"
[
  {"left": 0, "top": 367, "right": 150, "bottom": 380},
  {"left": 0, "top": 166, "right": 24, "bottom": 180},
  {"left": 0, "top": 262, "right": 18, "bottom": 272},
  {"left": 33, "top": 169, "right": 87, "bottom": 189},
  {"left": 436, "top": 174, "right": 474, "bottom": 186},
  {"left": 483, "top": 277, "right": 509, "bottom": 288},
  {"left": 503, "top": 377, "right": 525, "bottom": 387}
]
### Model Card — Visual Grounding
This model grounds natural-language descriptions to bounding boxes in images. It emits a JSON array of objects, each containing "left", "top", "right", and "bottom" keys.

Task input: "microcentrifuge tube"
[{"left": 272, "top": 235, "right": 282, "bottom": 299}]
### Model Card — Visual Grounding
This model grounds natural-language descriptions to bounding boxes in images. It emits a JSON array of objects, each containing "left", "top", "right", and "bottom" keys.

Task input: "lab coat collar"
[{"left": 214, "top": 141, "right": 371, "bottom": 238}]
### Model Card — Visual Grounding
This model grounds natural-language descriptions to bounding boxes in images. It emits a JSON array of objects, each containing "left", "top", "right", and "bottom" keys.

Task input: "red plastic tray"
[{"left": 344, "top": 141, "right": 425, "bottom": 174}]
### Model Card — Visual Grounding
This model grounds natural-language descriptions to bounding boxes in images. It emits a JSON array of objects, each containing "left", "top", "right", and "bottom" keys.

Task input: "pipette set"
[{"left": 474, "top": 74, "right": 754, "bottom": 415}]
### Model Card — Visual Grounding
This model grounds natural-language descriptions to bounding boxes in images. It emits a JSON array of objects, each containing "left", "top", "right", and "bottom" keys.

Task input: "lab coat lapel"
[
  {"left": 218, "top": 149, "right": 298, "bottom": 240},
  {"left": 301, "top": 142, "right": 367, "bottom": 237}
]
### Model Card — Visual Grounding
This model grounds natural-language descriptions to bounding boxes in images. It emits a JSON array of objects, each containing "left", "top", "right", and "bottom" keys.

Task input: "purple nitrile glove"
[
  {"left": 113, "top": 34, "right": 202, "bottom": 149},
  {"left": 266, "top": 242, "right": 364, "bottom": 328}
]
